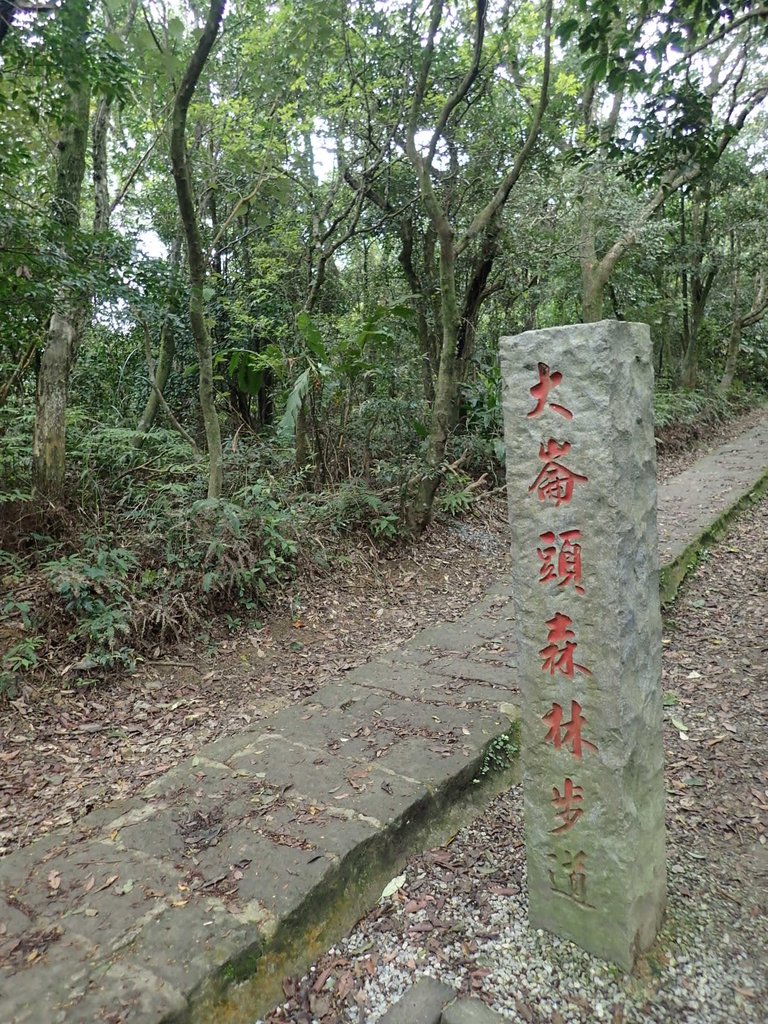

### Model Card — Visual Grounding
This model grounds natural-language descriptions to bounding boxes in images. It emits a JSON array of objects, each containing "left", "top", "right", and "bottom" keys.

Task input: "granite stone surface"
[{"left": 500, "top": 321, "right": 667, "bottom": 968}]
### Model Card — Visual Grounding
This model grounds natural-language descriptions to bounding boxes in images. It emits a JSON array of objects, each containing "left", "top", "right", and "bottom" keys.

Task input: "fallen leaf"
[
  {"left": 96, "top": 874, "right": 119, "bottom": 893},
  {"left": 337, "top": 971, "right": 354, "bottom": 1000},
  {"left": 379, "top": 873, "right": 407, "bottom": 902},
  {"left": 733, "top": 986, "right": 755, "bottom": 999}
]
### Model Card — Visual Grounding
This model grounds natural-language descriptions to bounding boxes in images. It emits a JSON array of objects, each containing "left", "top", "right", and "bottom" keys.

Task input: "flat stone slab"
[
  {"left": 0, "top": 629, "right": 519, "bottom": 1023},
  {"left": 442, "top": 996, "right": 506, "bottom": 1024},
  {"left": 1, "top": 415, "right": 766, "bottom": 1022},
  {"left": 378, "top": 978, "right": 456, "bottom": 1023}
]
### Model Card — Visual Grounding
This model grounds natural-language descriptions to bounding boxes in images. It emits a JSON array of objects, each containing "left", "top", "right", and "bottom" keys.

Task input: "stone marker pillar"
[{"left": 499, "top": 321, "right": 666, "bottom": 969}]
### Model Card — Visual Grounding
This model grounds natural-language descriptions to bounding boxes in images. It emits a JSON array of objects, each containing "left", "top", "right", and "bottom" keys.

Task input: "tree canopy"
[{"left": 1, "top": 0, "right": 766, "bottom": 686}]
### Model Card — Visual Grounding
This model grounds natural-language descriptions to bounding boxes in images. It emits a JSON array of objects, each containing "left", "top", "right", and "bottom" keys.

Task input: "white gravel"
[{"left": 257, "top": 782, "right": 765, "bottom": 1023}]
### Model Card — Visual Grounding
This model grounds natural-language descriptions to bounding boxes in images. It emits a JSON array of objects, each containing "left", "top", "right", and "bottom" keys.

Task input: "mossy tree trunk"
[
  {"left": 31, "top": 0, "right": 90, "bottom": 498},
  {"left": 170, "top": 0, "right": 226, "bottom": 499}
]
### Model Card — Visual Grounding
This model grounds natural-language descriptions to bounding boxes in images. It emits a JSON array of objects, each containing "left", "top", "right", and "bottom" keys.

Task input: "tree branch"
[
  {"left": 426, "top": 0, "right": 487, "bottom": 165},
  {"left": 456, "top": 0, "right": 553, "bottom": 255}
]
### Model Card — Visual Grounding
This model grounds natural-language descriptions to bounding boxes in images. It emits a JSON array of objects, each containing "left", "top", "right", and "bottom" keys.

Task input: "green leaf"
[
  {"left": 167, "top": 17, "right": 185, "bottom": 43},
  {"left": 556, "top": 17, "right": 580, "bottom": 45},
  {"left": 278, "top": 367, "right": 311, "bottom": 438},
  {"left": 296, "top": 312, "right": 328, "bottom": 361}
]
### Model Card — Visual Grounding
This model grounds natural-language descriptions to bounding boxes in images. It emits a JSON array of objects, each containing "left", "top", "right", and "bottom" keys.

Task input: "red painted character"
[
  {"left": 551, "top": 777, "right": 584, "bottom": 833},
  {"left": 528, "top": 439, "right": 587, "bottom": 507},
  {"left": 542, "top": 700, "right": 597, "bottom": 759},
  {"left": 538, "top": 529, "right": 584, "bottom": 595},
  {"left": 540, "top": 612, "right": 591, "bottom": 677},
  {"left": 527, "top": 362, "right": 574, "bottom": 420}
]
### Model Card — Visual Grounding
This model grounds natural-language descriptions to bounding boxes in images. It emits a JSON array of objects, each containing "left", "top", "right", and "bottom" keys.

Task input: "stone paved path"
[
  {"left": 657, "top": 419, "right": 768, "bottom": 568},
  {"left": 1, "top": 416, "right": 766, "bottom": 1024}
]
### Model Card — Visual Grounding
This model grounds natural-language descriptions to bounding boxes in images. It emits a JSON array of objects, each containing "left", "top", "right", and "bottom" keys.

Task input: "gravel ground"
[{"left": 258, "top": 498, "right": 768, "bottom": 1024}]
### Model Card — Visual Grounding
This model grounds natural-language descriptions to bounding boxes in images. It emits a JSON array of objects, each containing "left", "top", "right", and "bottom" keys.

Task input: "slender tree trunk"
[
  {"left": 405, "top": 236, "right": 460, "bottom": 535},
  {"left": 721, "top": 266, "right": 766, "bottom": 390},
  {"left": 170, "top": 0, "right": 225, "bottom": 499},
  {"left": 400, "top": 0, "right": 551, "bottom": 534},
  {"left": 92, "top": 96, "right": 111, "bottom": 233},
  {"left": 579, "top": 171, "right": 604, "bottom": 323},
  {"left": 137, "top": 320, "right": 176, "bottom": 434},
  {"left": 719, "top": 319, "right": 742, "bottom": 392},
  {"left": 31, "top": 0, "right": 90, "bottom": 498},
  {"left": 136, "top": 235, "right": 182, "bottom": 434},
  {"left": 679, "top": 336, "right": 699, "bottom": 389}
]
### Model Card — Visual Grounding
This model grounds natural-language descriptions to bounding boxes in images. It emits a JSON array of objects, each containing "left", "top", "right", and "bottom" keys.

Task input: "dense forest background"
[{"left": 1, "top": 0, "right": 766, "bottom": 692}]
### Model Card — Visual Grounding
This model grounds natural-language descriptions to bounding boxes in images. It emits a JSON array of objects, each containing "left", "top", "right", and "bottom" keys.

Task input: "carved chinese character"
[
  {"left": 540, "top": 612, "right": 591, "bottom": 677},
  {"left": 548, "top": 848, "right": 593, "bottom": 906},
  {"left": 527, "top": 362, "right": 574, "bottom": 420},
  {"left": 542, "top": 701, "right": 597, "bottom": 759},
  {"left": 528, "top": 439, "right": 587, "bottom": 507},
  {"left": 538, "top": 529, "right": 584, "bottom": 595},
  {"left": 551, "top": 778, "right": 584, "bottom": 833}
]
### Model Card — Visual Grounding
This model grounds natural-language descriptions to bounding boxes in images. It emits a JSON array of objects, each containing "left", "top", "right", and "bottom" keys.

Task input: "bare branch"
[
  {"left": 427, "top": 0, "right": 488, "bottom": 165},
  {"left": 456, "top": 0, "right": 553, "bottom": 255}
]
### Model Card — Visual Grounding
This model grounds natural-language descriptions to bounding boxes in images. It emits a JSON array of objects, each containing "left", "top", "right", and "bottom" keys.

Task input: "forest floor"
[{"left": 0, "top": 406, "right": 765, "bottom": 858}]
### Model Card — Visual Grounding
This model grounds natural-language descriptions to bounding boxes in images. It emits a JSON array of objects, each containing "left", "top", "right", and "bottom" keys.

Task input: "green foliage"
[
  {"left": 0, "top": 637, "right": 43, "bottom": 696},
  {"left": 170, "top": 490, "right": 298, "bottom": 601},
  {"left": 437, "top": 475, "right": 478, "bottom": 518},
  {"left": 475, "top": 722, "right": 521, "bottom": 782},
  {"left": 653, "top": 384, "right": 755, "bottom": 429},
  {"left": 299, "top": 480, "right": 404, "bottom": 546},
  {"left": 41, "top": 547, "right": 139, "bottom": 673}
]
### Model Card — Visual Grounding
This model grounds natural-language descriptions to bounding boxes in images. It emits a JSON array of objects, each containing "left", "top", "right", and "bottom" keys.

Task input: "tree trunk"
[
  {"left": 719, "top": 319, "right": 742, "bottom": 392},
  {"left": 679, "top": 337, "right": 699, "bottom": 389},
  {"left": 579, "top": 172, "right": 604, "bottom": 323},
  {"left": 136, "top": 319, "right": 176, "bottom": 434},
  {"left": 581, "top": 278, "right": 604, "bottom": 323},
  {"left": 720, "top": 266, "right": 766, "bottom": 390},
  {"left": 136, "top": 234, "right": 182, "bottom": 435},
  {"left": 405, "top": 237, "right": 460, "bottom": 535},
  {"left": 32, "top": 308, "right": 85, "bottom": 495},
  {"left": 92, "top": 95, "right": 111, "bottom": 233},
  {"left": 31, "top": 0, "right": 90, "bottom": 498},
  {"left": 170, "top": 0, "right": 225, "bottom": 499}
]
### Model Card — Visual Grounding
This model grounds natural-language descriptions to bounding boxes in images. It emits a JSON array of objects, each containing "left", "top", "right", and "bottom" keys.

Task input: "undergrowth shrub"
[
  {"left": 297, "top": 479, "right": 403, "bottom": 546},
  {"left": 653, "top": 382, "right": 757, "bottom": 430},
  {"left": 40, "top": 546, "right": 139, "bottom": 673},
  {"left": 164, "top": 490, "right": 298, "bottom": 603}
]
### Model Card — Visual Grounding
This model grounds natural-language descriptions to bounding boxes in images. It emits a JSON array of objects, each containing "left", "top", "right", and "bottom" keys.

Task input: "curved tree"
[{"left": 170, "top": 0, "right": 227, "bottom": 498}]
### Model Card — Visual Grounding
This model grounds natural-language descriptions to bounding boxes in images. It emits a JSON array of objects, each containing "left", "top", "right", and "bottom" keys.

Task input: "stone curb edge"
[{"left": 174, "top": 727, "right": 521, "bottom": 1023}]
